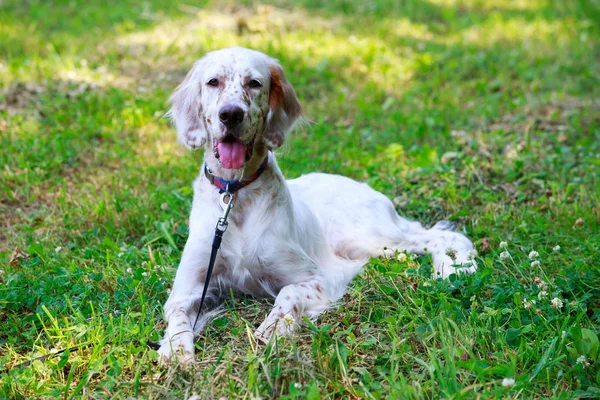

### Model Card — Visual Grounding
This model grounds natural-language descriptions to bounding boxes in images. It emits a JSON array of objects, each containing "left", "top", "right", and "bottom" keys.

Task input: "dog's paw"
[
  {"left": 254, "top": 313, "right": 298, "bottom": 344},
  {"left": 157, "top": 336, "right": 195, "bottom": 367},
  {"left": 433, "top": 247, "right": 478, "bottom": 279}
]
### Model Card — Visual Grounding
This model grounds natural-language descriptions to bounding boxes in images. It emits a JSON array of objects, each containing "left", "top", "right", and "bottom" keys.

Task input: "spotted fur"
[{"left": 158, "top": 47, "right": 477, "bottom": 365}]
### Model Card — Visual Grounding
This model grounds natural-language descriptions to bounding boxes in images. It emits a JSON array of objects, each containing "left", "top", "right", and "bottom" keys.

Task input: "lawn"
[{"left": 1, "top": 0, "right": 599, "bottom": 398}]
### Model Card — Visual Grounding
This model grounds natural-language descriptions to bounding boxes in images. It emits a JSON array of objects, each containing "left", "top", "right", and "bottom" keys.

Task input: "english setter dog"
[{"left": 158, "top": 47, "right": 477, "bottom": 363}]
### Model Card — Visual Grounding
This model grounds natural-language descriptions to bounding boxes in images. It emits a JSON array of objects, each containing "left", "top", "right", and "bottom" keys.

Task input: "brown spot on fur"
[
  {"left": 242, "top": 90, "right": 251, "bottom": 107},
  {"left": 306, "top": 295, "right": 311, "bottom": 300},
  {"left": 316, "top": 284, "right": 323, "bottom": 293},
  {"left": 293, "top": 305, "right": 298, "bottom": 313},
  {"left": 217, "top": 74, "right": 227, "bottom": 99}
]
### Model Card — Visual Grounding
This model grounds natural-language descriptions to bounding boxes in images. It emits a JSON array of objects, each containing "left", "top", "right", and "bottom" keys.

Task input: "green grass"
[{"left": 1, "top": 0, "right": 599, "bottom": 398}]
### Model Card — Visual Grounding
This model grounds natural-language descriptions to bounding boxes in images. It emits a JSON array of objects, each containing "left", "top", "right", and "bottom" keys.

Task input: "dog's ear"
[
  {"left": 167, "top": 60, "right": 207, "bottom": 150},
  {"left": 265, "top": 60, "right": 304, "bottom": 150}
]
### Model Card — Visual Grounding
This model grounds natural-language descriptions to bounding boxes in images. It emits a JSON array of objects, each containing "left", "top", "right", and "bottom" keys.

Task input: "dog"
[{"left": 157, "top": 47, "right": 477, "bottom": 364}]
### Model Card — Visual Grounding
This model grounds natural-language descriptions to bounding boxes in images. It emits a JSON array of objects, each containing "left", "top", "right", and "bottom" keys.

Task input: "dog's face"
[{"left": 169, "top": 47, "right": 303, "bottom": 170}]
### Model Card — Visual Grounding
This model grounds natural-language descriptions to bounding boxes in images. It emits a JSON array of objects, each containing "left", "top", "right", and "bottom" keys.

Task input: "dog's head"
[{"left": 168, "top": 47, "right": 303, "bottom": 170}]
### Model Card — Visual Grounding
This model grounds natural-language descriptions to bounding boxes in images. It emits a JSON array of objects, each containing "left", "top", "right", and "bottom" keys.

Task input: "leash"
[
  {"left": 192, "top": 187, "right": 235, "bottom": 332},
  {"left": 146, "top": 187, "right": 236, "bottom": 351}
]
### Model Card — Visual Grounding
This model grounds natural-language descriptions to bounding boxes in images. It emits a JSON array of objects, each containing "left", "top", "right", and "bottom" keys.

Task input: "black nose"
[{"left": 219, "top": 105, "right": 244, "bottom": 128}]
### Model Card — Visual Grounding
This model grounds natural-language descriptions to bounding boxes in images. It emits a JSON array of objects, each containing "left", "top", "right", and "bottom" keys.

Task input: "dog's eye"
[
  {"left": 248, "top": 79, "right": 262, "bottom": 88},
  {"left": 207, "top": 78, "right": 219, "bottom": 87}
]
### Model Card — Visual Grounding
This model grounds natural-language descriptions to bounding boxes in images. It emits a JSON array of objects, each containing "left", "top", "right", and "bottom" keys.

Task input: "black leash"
[
  {"left": 146, "top": 189, "right": 234, "bottom": 351},
  {"left": 192, "top": 189, "right": 234, "bottom": 332},
  {"left": 6, "top": 343, "right": 93, "bottom": 371}
]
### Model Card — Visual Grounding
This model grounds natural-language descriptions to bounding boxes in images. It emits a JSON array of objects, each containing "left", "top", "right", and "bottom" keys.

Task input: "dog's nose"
[{"left": 219, "top": 105, "right": 245, "bottom": 128}]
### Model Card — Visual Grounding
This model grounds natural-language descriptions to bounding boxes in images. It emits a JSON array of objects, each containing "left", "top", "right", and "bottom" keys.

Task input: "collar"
[{"left": 204, "top": 157, "right": 269, "bottom": 193}]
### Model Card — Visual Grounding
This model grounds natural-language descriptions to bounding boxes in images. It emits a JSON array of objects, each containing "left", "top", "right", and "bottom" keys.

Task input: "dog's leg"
[
  {"left": 358, "top": 220, "right": 477, "bottom": 279},
  {"left": 254, "top": 277, "right": 329, "bottom": 343},
  {"left": 157, "top": 234, "right": 221, "bottom": 365}
]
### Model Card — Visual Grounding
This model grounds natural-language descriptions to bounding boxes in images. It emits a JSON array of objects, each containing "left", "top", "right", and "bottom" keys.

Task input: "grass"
[{"left": 1, "top": 0, "right": 599, "bottom": 398}]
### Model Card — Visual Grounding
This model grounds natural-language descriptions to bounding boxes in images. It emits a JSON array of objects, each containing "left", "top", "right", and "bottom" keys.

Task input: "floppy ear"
[
  {"left": 167, "top": 60, "right": 207, "bottom": 150},
  {"left": 265, "top": 60, "right": 304, "bottom": 150}
]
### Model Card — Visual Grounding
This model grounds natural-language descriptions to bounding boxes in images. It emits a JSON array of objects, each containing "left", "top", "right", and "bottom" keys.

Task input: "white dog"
[{"left": 158, "top": 47, "right": 477, "bottom": 363}]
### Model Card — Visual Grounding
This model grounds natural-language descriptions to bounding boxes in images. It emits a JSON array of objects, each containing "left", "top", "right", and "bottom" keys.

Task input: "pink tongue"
[{"left": 218, "top": 141, "right": 247, "bottom": 169}]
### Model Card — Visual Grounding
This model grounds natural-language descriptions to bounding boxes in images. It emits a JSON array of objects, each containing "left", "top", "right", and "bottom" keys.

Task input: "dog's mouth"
[{"left": 213, "top": 135, "right": 254, "bottom": 170}]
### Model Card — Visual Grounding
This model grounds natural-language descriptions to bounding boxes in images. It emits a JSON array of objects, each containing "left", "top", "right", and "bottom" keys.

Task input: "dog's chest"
[
  {"left": 219, "top": 238, "right": 284, "bottom": 297},
  {"left": 218, "top": 202, "right": 281, "bottom": 288}
]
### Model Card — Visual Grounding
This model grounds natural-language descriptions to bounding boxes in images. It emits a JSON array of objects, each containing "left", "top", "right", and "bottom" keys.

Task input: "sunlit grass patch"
[
  {"left": 454, "top": 15, "right": 584, "bottom": 49},
  {"left": 429, "top": 0, "right": 547, "bottom": 11}
]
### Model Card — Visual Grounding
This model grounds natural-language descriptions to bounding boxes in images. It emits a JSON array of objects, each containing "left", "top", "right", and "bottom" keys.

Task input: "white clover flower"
[
  {"left": 397, "top": 253, "right": 407, "bottom": 263},
  {"left": 55, "top": 246, "right": 62, "bottom": 253},
  {"left": 141, "top": 272, "right": 148, "bottom": 277},
  {"left": 553, "top": 245, "right": 561, "bottom": 252},
  {"left": 141, "top": 261, "right": 147, "bottom": 267},
  {"left": 126, "top": 267, "right": 132, "bottom": 273},
  {"left": 422, "top": 281, "right": 432, "bottom": 287},
  {"left": 528, "top": 251, "right": 539, "bottom": 259},
  {"left": 550, "top": 297, "right": 563, "bottom": 309},
  {"left": 523, "top": 299, "right": 536, "bottom": 309},
  {"left": 410, "top": 254, "right": 418, "bottom": 261},
  {"left": 294, "top": 383, "right": 303, "bottom": 389},
  {"left": 167, "top": 288, "right": 171, "bottom": 294},
  {"left": 499, "top": 251, "right": 510, "bottom": 260},
  {"left": 283, "top": 313, "right": 295, "bottom": 326},
  {"left": 154, "top": 265, "right": 161, "bottom": 270},
  {"left": 502, "top": 377, "right": 515, "bottom": 388},
  {"left": 49, "top": 348, "right": 59, "bottom": 354},
  {"left": 499, "top": 241, "right": 508, "bottom": 249},
  {"left": 576, "top": 355, "right": 590, "bottom": 367},
  {"left": 530, "top": 260, "right": 540, "bottom": 268},
  {"left": 538, "top": 290, "right": 548, "bottom": 300},
  {"left": 118, "top": 252, "right": 124, "bottom": 257}
]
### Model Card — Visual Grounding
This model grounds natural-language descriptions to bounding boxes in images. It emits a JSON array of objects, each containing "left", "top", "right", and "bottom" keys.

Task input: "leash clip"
[{"left": 217, "top": 187, "right": 234, "bottom": 232}]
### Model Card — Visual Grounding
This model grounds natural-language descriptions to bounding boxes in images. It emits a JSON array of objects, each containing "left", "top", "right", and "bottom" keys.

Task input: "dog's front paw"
[
  {"left": 157, "top": 335, "right": 195, "bottom": 366},
  {"left": 254, "top": 313, "right": 298, "bottom": 344}
]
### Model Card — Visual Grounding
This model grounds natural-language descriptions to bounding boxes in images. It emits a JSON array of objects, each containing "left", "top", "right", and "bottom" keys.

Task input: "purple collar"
[{"left": 204, "top": 157, "right": 269, "bottom": 193}]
